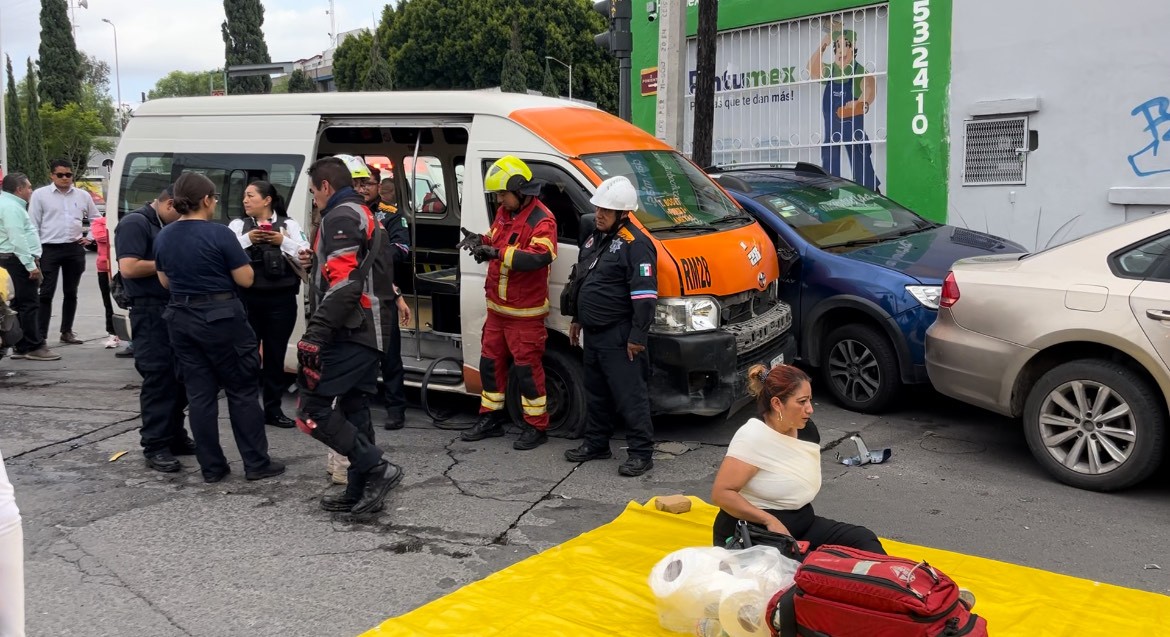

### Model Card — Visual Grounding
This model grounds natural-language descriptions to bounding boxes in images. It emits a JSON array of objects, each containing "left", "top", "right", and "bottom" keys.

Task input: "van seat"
[{"left": 415, "top": 267, "right": 459, "bottom": 296}]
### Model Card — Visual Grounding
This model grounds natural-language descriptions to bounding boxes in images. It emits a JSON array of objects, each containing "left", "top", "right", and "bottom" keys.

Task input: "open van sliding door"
[
  {"left": 320, "top": 116, "right": 473, "bottom": 391},
  {"left": 109, "top": 114, "right": 322, "bottom": 361}
]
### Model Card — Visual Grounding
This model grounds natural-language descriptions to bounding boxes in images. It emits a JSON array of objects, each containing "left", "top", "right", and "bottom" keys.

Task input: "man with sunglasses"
[
  {"left": 27, "top": 159, "right": 99, "bottom": 344},
  {"left": 807, "top": 28, "right": 880, "bottom": 193}
]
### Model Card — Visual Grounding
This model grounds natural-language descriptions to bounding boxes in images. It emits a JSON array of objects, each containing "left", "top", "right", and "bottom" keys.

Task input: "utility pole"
[
  {"left": 101, "top": 19, "right": 122, "bottom": 129},
  {"left": 69, "top": 0, "right": 89, "bottom": 39},
  {"left": 654, "top": 0, "right": 687, "bottom": 149},
  {"left": 328, "top": 0, "right": 338, "bottom": 48},
  {"left": 691, "top": 0, "right": 718, "bottom": 168}
]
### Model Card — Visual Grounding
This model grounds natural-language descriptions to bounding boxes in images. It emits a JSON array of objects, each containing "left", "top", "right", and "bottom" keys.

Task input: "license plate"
[{"left": 770, "top": 353, "right": 785, "bottom": 367}]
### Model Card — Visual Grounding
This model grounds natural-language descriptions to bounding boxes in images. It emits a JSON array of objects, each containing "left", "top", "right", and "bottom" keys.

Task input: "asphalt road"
[{"left": 2, "top": 253, "right": 1167, "bottom": 637}]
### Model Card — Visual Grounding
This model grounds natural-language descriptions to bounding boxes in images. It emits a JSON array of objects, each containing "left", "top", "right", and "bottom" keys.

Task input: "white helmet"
[{"left": 590, "top": 176, "right": 639, "bottom": 212}]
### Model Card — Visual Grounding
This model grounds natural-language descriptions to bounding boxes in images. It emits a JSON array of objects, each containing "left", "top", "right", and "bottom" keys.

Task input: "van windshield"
[{"left": 582, "top": 151, "right": 742, "bottom": 231}]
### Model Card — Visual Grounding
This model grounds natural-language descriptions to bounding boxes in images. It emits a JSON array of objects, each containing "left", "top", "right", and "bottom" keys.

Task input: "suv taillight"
[{"left": 940, "top": 272, "right": 960, "bottom": 308}]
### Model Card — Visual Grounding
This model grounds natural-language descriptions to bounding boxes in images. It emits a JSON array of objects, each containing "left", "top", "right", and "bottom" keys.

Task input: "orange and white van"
[{"left": 108, "top": 92, "right": 794, "bottom": 435}]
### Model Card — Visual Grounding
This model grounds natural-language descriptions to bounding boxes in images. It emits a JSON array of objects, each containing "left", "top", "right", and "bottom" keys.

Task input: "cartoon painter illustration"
[{"left": 808, "top": 24, "right": 881, "bottom": 192}]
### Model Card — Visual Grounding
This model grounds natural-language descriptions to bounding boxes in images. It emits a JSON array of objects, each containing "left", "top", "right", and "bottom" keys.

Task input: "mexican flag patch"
[{"left": 639, "top": 263, "right": 652, "bottom": 277}]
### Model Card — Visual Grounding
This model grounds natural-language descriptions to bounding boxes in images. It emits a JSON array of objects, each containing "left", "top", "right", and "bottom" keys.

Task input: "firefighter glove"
[
  {"left": 471, "top": 244, "right": 500, "bottom": 263},
  {"left": 457, "top": 227, "right": 484, "bottom": 251}
]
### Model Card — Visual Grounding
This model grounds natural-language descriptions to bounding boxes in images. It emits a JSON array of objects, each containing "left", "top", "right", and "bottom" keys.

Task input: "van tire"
[
  {"left": 506, "top": 346, "right": 586, "bottom": 439},
  {"left": 820, "top": 323, "right": 899, "bottom": 413}
]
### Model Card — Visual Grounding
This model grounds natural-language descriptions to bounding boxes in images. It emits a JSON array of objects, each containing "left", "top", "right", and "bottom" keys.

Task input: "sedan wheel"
[
  {"left": 1037, "top": 380, "right": 1135, "bottom": 475},
  {"left": 1024, "top": 359, "right": 1165, "bottom": 491}
]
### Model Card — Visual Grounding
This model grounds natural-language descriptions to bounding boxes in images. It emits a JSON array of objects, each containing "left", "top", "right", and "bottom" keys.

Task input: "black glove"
[
  {"left": 471, "top": 244, "right": 500, "bottom": 263},
  {"left": 296, "top": 339, "right": 323, "bottom": 391},
  {"left": 456, "top": 227, "right": 484, "bottom": 252}
]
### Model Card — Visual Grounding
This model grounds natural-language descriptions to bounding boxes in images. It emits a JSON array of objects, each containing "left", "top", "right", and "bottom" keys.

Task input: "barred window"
[{"left": 963, "top": 117, "right": 1028, "bottom": 186}]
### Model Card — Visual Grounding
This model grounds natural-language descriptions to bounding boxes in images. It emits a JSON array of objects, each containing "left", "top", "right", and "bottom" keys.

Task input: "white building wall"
[{"left": 947, "top": 0, "right": 1170, "bottom": 250}]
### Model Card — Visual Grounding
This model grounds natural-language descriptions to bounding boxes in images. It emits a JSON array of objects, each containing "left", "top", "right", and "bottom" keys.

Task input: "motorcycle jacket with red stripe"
[
  {"left": 483, "top": 197, "right": 558, "bottom": 319},
  {"left": 305, "top": 187, "right": 399, "bottom": 352}
]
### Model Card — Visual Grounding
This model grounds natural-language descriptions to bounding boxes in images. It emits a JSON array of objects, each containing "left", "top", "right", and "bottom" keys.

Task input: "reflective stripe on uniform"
[
  {"left": 486, "top": 299, "right": 549, "bottom": 318},
  {"left": 529, "top": 236, "right": 556, "bottom": 258},
  {"left": 497, "top": 265, "right": 510, "bottom": 300},
  {"left": 481, "top": 391, "right": 505, "bottom": 411},
  {"left": 503, "top": 246, "right": 517, "bottom": 268},
  {"left": 521, "top": 395, "right": 547, "bottom": 416}
]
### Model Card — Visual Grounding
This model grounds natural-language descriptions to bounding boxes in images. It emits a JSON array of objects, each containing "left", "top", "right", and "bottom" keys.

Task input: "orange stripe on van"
[{"left": 508, "top": 107, "right": 673, "bottom": 158}]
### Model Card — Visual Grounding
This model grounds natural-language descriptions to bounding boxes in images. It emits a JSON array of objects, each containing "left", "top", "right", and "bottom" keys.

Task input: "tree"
[
  {"left": 221, "top": 0, "right": 273, "bottom": 94},
  {"left": 37, "top": 0, "right": 83, "bottom": 108},
  {"left": 499, "top": 22, "right": 528, "bottom": 94},
  {"left": 79, "top": 53, "right": 117, "bottom": 135},
  {"left": 286, "top": 69, "right": 317, "bottom": 93},
  {"left": 4, "top": 56, "right": 28, "bottom": 176},
  {"left": 147, "top": 70, "right": 222, "bottom": 99},
  {"left": 24, "top": 59, "right": 49, "bottom": 186},
  {"left": 332, "top": 30, "right": 373, "bottom": 92},
  {"left": 40, "top": 103, "right": 114, "bottom": 172},
  {"left": 383, "top": 0, "right": 616, "bottom": 112},
  {"left": 361, "top": 35, "right": 394, "bottom": 91},
  {"left": 691, "top": 0, "right": 718, "bottom": 168},
  {"left": 540, "top": 60, "right": 559, "bottom": 98}
]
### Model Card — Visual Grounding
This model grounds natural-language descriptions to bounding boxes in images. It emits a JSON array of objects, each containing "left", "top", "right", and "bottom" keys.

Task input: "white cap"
[{"left": 589, "top": 176, "right": 640, "bottom": 212}]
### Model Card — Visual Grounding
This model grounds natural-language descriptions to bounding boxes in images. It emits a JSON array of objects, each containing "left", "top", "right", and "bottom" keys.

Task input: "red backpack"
[{"left": 767, "top": 545, "right": 988, "bottom": 637}]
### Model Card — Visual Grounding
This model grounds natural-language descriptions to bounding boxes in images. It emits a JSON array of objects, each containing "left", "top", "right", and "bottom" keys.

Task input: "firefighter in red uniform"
[{"left": 458, "top": 156, "right": 558, "bottom": 450}]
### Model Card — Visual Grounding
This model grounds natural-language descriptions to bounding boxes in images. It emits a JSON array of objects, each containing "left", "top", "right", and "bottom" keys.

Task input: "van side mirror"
[{"left": 579, "top": 213, "right": 597, "bottom": 248}]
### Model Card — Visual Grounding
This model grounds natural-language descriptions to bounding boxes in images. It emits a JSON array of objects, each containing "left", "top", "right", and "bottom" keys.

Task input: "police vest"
[{"left": 243, "top": 216, "right": 300, "bottom": 291}]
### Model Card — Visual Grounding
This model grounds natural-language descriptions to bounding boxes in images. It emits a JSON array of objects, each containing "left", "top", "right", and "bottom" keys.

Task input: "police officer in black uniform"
[
  {"left": 564, "top": 176, "right": 658, "bottom": 477},
  {"left": 154, "top": 173, "right": 284, "bottom": 483},
  {"left": 113, "top": 185, "right": 196, "bottom": 473},
  {"left": 229, "top": 180, "right": 310, "bottom": 428}
]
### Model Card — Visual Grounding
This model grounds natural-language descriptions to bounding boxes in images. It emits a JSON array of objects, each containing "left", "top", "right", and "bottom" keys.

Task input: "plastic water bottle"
[{"left": 694, "top": 618, "right": 728, "bottom": 637}]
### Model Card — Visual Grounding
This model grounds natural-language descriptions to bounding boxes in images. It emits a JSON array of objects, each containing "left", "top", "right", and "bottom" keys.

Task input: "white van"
[{"left": 109, "top": 92, "right": 795, "bottom": 437}]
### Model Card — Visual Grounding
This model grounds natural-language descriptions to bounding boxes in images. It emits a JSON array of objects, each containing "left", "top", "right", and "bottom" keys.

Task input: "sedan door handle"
[{"left": 1146, "top": 309, "right": 1170, "bottom": 321}]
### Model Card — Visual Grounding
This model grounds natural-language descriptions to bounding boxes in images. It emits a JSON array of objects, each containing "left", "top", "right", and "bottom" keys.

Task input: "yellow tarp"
[{"left": 364, "top": 497, "right": 1169, "bottom": 636}]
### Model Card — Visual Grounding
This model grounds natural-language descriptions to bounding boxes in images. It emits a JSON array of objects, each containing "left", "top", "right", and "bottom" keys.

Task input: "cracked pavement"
[{"left": 3, "top": 258, "right": 1169, "bottom": 636}]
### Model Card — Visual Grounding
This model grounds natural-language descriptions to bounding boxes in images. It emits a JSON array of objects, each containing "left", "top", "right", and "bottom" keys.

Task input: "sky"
[{"left": 1, "top": 0, "right": 395, "bottom": 107}]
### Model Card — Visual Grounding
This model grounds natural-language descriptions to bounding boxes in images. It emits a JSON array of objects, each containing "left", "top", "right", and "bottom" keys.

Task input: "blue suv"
[{"left": 710, "top": 164, "right": 1024, "bottom": 413}]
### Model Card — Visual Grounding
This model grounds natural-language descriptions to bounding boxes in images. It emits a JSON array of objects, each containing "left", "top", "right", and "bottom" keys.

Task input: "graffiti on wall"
[{"left": 1128, "top": 96, "right": 1170, "bottom": 177}]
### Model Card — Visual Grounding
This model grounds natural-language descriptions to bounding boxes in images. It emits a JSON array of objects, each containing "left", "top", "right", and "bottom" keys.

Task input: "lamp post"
[
  {"left": 544, "top": 56, "right": 572, "bottom": 102},
  {"left": 101, "top": 19, "right": 122, "bottom": 129}
]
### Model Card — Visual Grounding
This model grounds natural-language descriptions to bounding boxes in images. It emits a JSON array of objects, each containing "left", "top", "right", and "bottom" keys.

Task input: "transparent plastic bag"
[{"left": 650, "top": 545, "right": 800, "bottom": 635}]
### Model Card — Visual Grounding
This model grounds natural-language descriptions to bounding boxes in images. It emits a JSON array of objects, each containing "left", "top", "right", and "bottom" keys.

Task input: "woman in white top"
[
  {"left": 0, "top": 448, "right": 25, "bottom": 636},
  {"left": 711, "top": 363, "right": 884, "bottom": 553},
  {"left": 228, "top": 181, "right": 310, "bottom": 429}
]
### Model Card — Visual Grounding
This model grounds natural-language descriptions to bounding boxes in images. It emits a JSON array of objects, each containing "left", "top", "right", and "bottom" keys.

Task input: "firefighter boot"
[{"left": 461, "top": 411, "right": 508, "bottom": 442}]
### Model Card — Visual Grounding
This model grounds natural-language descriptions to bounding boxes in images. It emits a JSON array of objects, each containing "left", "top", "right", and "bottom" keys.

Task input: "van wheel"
[
  {"left": 820, "top": 323, "right": 899, "bottom": 413},
  {"left": 1023, "top": 359, "right": 1165, "bottom": 491},
  {"left": 506, "top": 347, "right": 586, "bottom": 439}
]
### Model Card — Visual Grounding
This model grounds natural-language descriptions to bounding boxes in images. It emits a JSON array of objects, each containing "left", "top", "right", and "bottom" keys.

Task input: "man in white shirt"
[{"left": 27, "top": 159, "right": 97, "bottom": 345}]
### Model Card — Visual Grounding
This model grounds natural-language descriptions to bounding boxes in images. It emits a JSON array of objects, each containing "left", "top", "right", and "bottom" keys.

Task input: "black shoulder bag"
[
  {"left": 726, "top": 519, "right": 809, "bottom": 563},
  {"left": 110, "top": 272, "right": 131, "bottom": 310},
  {"left": 560, "top": 231, "right": 619, "bottom": 319}
]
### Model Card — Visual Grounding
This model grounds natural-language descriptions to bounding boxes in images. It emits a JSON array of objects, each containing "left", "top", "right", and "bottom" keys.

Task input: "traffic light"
[{"left": 593, "top": 0, "right": 632, "bottom": 56}]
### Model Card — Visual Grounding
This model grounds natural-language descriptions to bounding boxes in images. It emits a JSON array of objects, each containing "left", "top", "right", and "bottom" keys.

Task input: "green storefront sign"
[{"left": 630, "top": 0, "right": 953, "bottom": 222}]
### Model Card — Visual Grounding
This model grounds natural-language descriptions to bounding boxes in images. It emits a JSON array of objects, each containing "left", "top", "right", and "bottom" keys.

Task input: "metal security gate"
[{"left": 684, "top": 5, "right": 889, "bottom": 190}]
